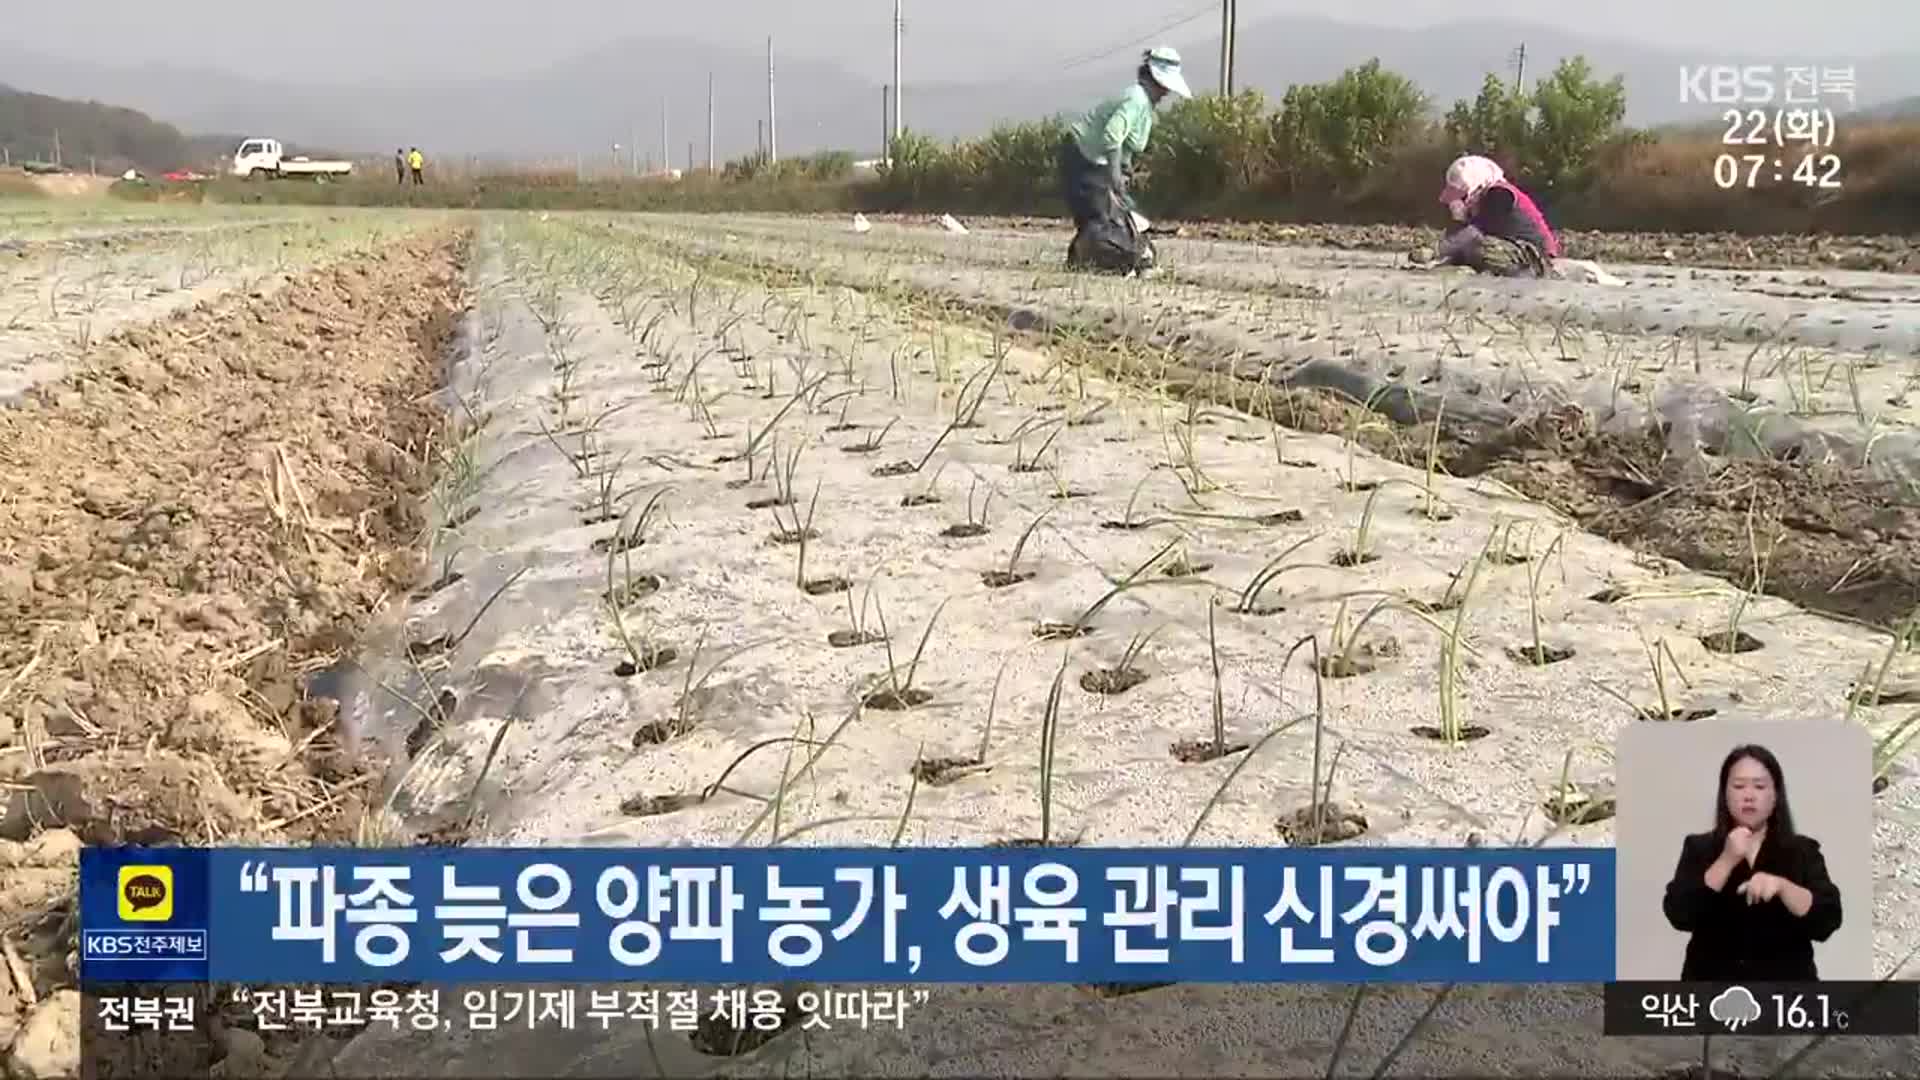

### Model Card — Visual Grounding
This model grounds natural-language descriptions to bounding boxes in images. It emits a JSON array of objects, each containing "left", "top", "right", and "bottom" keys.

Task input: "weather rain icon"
[{"left": 1709, "top": 986, "right": 1763, "bottom": 1032}]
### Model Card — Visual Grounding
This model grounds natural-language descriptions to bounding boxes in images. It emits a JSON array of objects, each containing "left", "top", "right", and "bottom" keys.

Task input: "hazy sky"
[{"left": 9, "top": 0, "right": 1903, "bottom": 85}]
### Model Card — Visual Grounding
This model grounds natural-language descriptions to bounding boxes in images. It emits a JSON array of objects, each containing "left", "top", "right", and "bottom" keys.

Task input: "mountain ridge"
[{"left": 2, "top": 15, "right": 1914, "bottom": 161}]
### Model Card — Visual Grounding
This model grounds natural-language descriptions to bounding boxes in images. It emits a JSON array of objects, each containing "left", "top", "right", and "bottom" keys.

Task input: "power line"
[
  {"left": 1054, "top": 0, "right": 1218, "bottom": 76},
  {"left": 729, "top": 0, "right": 1222, "bottom": 160}
]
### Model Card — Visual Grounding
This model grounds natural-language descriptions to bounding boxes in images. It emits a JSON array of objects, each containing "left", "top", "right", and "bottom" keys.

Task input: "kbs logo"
[
  {"left": 117, "top": 865, "right": 174, "bottom": 922},
  {"left": 1679, "top": 66, "right": 1777, "bottom": 105}
]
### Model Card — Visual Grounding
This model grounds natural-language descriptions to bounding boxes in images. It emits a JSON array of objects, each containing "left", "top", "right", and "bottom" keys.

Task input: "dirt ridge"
[{"left": 0, "top": 228, "right": 466, "bottom": 1036}]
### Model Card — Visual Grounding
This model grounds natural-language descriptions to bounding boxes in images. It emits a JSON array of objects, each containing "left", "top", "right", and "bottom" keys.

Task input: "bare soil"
[
  {"left": 1469, "top": 421, "right": 1920, "bottom": 630},
  {"left": 1205, "top": 380, "right": 1920, "bottom": 632},
  {"left": 0, "top": 229, "right": 464, "bottom": 1022},
  {"left": 5, "top": 172, "right": 115, "bottom": 200}
]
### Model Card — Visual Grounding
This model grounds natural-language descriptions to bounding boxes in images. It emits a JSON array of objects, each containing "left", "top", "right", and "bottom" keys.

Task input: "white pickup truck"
[{"left": 231, "top": 138, "right": 354, "bottom": 180}]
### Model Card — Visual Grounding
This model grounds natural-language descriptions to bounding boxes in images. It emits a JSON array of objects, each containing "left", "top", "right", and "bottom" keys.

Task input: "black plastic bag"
[{"left": 1067, "top": 208, "right": 1154, "bottom": 273}]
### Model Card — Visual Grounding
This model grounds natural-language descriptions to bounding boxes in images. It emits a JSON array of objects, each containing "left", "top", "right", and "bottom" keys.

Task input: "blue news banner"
[{"left": 79, "top": 846, "right": 1616, "bottom": 985}]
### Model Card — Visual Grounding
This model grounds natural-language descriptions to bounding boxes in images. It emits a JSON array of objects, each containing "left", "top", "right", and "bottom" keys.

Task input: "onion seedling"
[
  {"left": 983, "top": 506, "right": 1055, "bottom": 588},
  {"left": 745, "top": 441, "right": 803, "bottom": 510},
  {"left": 1328, "top": 545, "right": 1489, "bottom": 739},
  {"left": 941, "top": 478, "right": 993, "bottom": 538},
  {"left": 740, "top": 374, "right": 827, "bottom": 484},
  {"left": 1036, "top": 645, "right": 1071, "bottom": 845},
  {"left": 1280, "top": 635, "right": 1358, "bottom": 845},
  {"left": 844, "top": 417, "right": 898, "bottom": 455},
  {"left": 533, "top": 413, "right": 594, "bottom": 480},
  {"left": 635, "top": 627, "right": 776, "bottom": 745},
  {"left": 1102, "top": 472, "right": 1167, "bottom": 531},
  {"left": 603, "top": 490, "right": 670, "bottom": 611},
  {"left": 1704, "top": 493, "right": 1779, "bottom": 654},
  {"left": 906, "top": 461, "right": 952, "bottom": 507},
  {"left": 1874, "top": 713, "right": 1920, "bottom": 792},
  {"left": 1544, "top": 744, "right": 1617, "bottom": 827},
  {"left": 866, "top": 597, "right": 948, "bottom": 710},
  {"left": 1512, "top": 529, "right": 1572, "bottom": 666},
  {"left": 1065, "top": 538, "right": 1207, "bottom": 634},
  {"left": 686, "top": 733, "right": 830, "bottom": 810},
  {"left": 1334, "top": 484, "right": 1403, "bottom": 567},
  {"left": 1234, "top": 532, "right": 1327, "bottom": 615},
  {"left": 414, "top": 545, "right": 466, "bottom": 600},
  {"left": 405, "top": 566, "right": 530, "bottom": 662},
  {"left": 1847, "top": 611, "right": 1920, "bottom": 715},
  {"left": 830, "top": 576, "right": 885, "bottom": 649},
  {"left": 1082, "top": 625, "right": 1162, "bottom": 695},
  {"left": 1418, "top": 397, "right": 1451, "bottom": 519},
  {"left": 791, "top": 480, "right": 847, "bottom": 595},
  {"left": 606, "top": 592, "right": 673, "bottom": 680},
  {"left": 1591, "top": 637, "right": 1704, "bottom": 722},
  {"left": 1068, "top": 398, "right": 1112, "bottom": 428},
  {"left": 1184, "top": 639, "right": 1323, "bottom": 847},
  {"left": 874, "top": 417, "right": 959, "bottom": 478},
  {"left": 1011, "top": 422, "right": 1064, "bottom": 473},
  {"left": 953, "top": 357, "right": 1003, "bottom": 429},
  {"left": 892, "top": 743, "right": 925, "bottom": 847},
  {"left": 1336, "top": 386, "right": 1398, "bottom": 490},
  {"left": 584, "top": 450, "right": 631, "bottom": 525},
  {"left": 1173, "top": 603, "right": 1249, "bottom": 763},
  {"left": 1432, "top": 549, "right": 1488, "bottom": 743},
  {"left": 578, "top": 398, "right": 639, "bottom": 440}
]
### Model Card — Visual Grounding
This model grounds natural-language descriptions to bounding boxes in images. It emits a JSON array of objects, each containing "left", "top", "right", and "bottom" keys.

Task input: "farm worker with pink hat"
[
  {"left": 1058, "top": 45, "right": 1192, "bottom": 272},
  {"left": 1420, "top": 154, "right": 1562, "bottom": 277}
]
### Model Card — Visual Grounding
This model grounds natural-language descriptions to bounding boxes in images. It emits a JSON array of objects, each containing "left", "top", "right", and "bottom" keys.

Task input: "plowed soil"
[
  {"left": 0, "top": 230, "right": 465, "bottom": 1012},
  {"left": 1223, "top": 386, "right": 1920, "bottom": 631}
]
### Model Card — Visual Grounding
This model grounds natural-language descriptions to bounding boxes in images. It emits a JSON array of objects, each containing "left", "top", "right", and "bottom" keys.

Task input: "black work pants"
[{"left": 1058, "top": 139, "right": 1114, "bottom": 230}]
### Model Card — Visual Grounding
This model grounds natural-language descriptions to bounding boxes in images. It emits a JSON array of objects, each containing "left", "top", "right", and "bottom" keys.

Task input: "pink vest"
[{"left": 1497, "top": 181, "right": 1561, "bottom": 258}]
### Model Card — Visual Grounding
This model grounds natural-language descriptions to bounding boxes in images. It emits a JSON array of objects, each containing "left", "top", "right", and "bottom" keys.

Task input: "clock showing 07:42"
[{"left": 1714, "top": 151, "right": 1843, "bottom": 189}]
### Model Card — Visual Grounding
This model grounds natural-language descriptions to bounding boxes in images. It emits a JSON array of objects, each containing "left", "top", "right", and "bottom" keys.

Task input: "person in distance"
[
  {"left": 1661, "top": 743, "right": 1842, "bottom": 981},
  {"left": 1412, "top": 154, "right": 1562, "bottom": 277},
  {"left": 1057, "top": 46, "right": 1191, "bottom": 275}
]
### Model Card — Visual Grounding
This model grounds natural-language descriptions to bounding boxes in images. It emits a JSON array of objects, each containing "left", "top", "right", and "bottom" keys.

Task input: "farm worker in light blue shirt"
[{"left": 1058, "top": 46, "right": 1191, "bottom": 271}]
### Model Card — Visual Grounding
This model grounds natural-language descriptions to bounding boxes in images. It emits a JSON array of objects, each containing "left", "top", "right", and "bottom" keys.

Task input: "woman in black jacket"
[{"left": 1662, "top": 744, "right": 1843, "bottom": 981}]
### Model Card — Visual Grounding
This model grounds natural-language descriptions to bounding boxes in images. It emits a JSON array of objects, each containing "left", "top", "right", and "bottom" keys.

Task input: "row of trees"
[
  {"left": 861, "top": 57, "right": 1631, "bottom": 218},
  {"left": 217, "top": 51, "right": 1907, "bottom": 235}
]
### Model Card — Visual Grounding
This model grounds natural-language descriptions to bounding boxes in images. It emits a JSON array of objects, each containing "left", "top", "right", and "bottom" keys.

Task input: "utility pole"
[
  {"left": 52, "top": 129, "right": 61, "bottom": 167},
  {"left": 767, "top": 36, "right": 779, "bottom": 163},
  {"left": 1217, "top": 0, "right": 1237, "bottom": 95},
  {"left": 660, "top": 98, "right": 669, "bottom": 176},
  {"left": 1510, "top": 43, "right": 1527, "bottom": 92},
  {"left": 891, "top": 0, "right": 903, "bottom": 147},
  {"left": 706, "top": 72, "right": 716, "bottom": 172}
]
